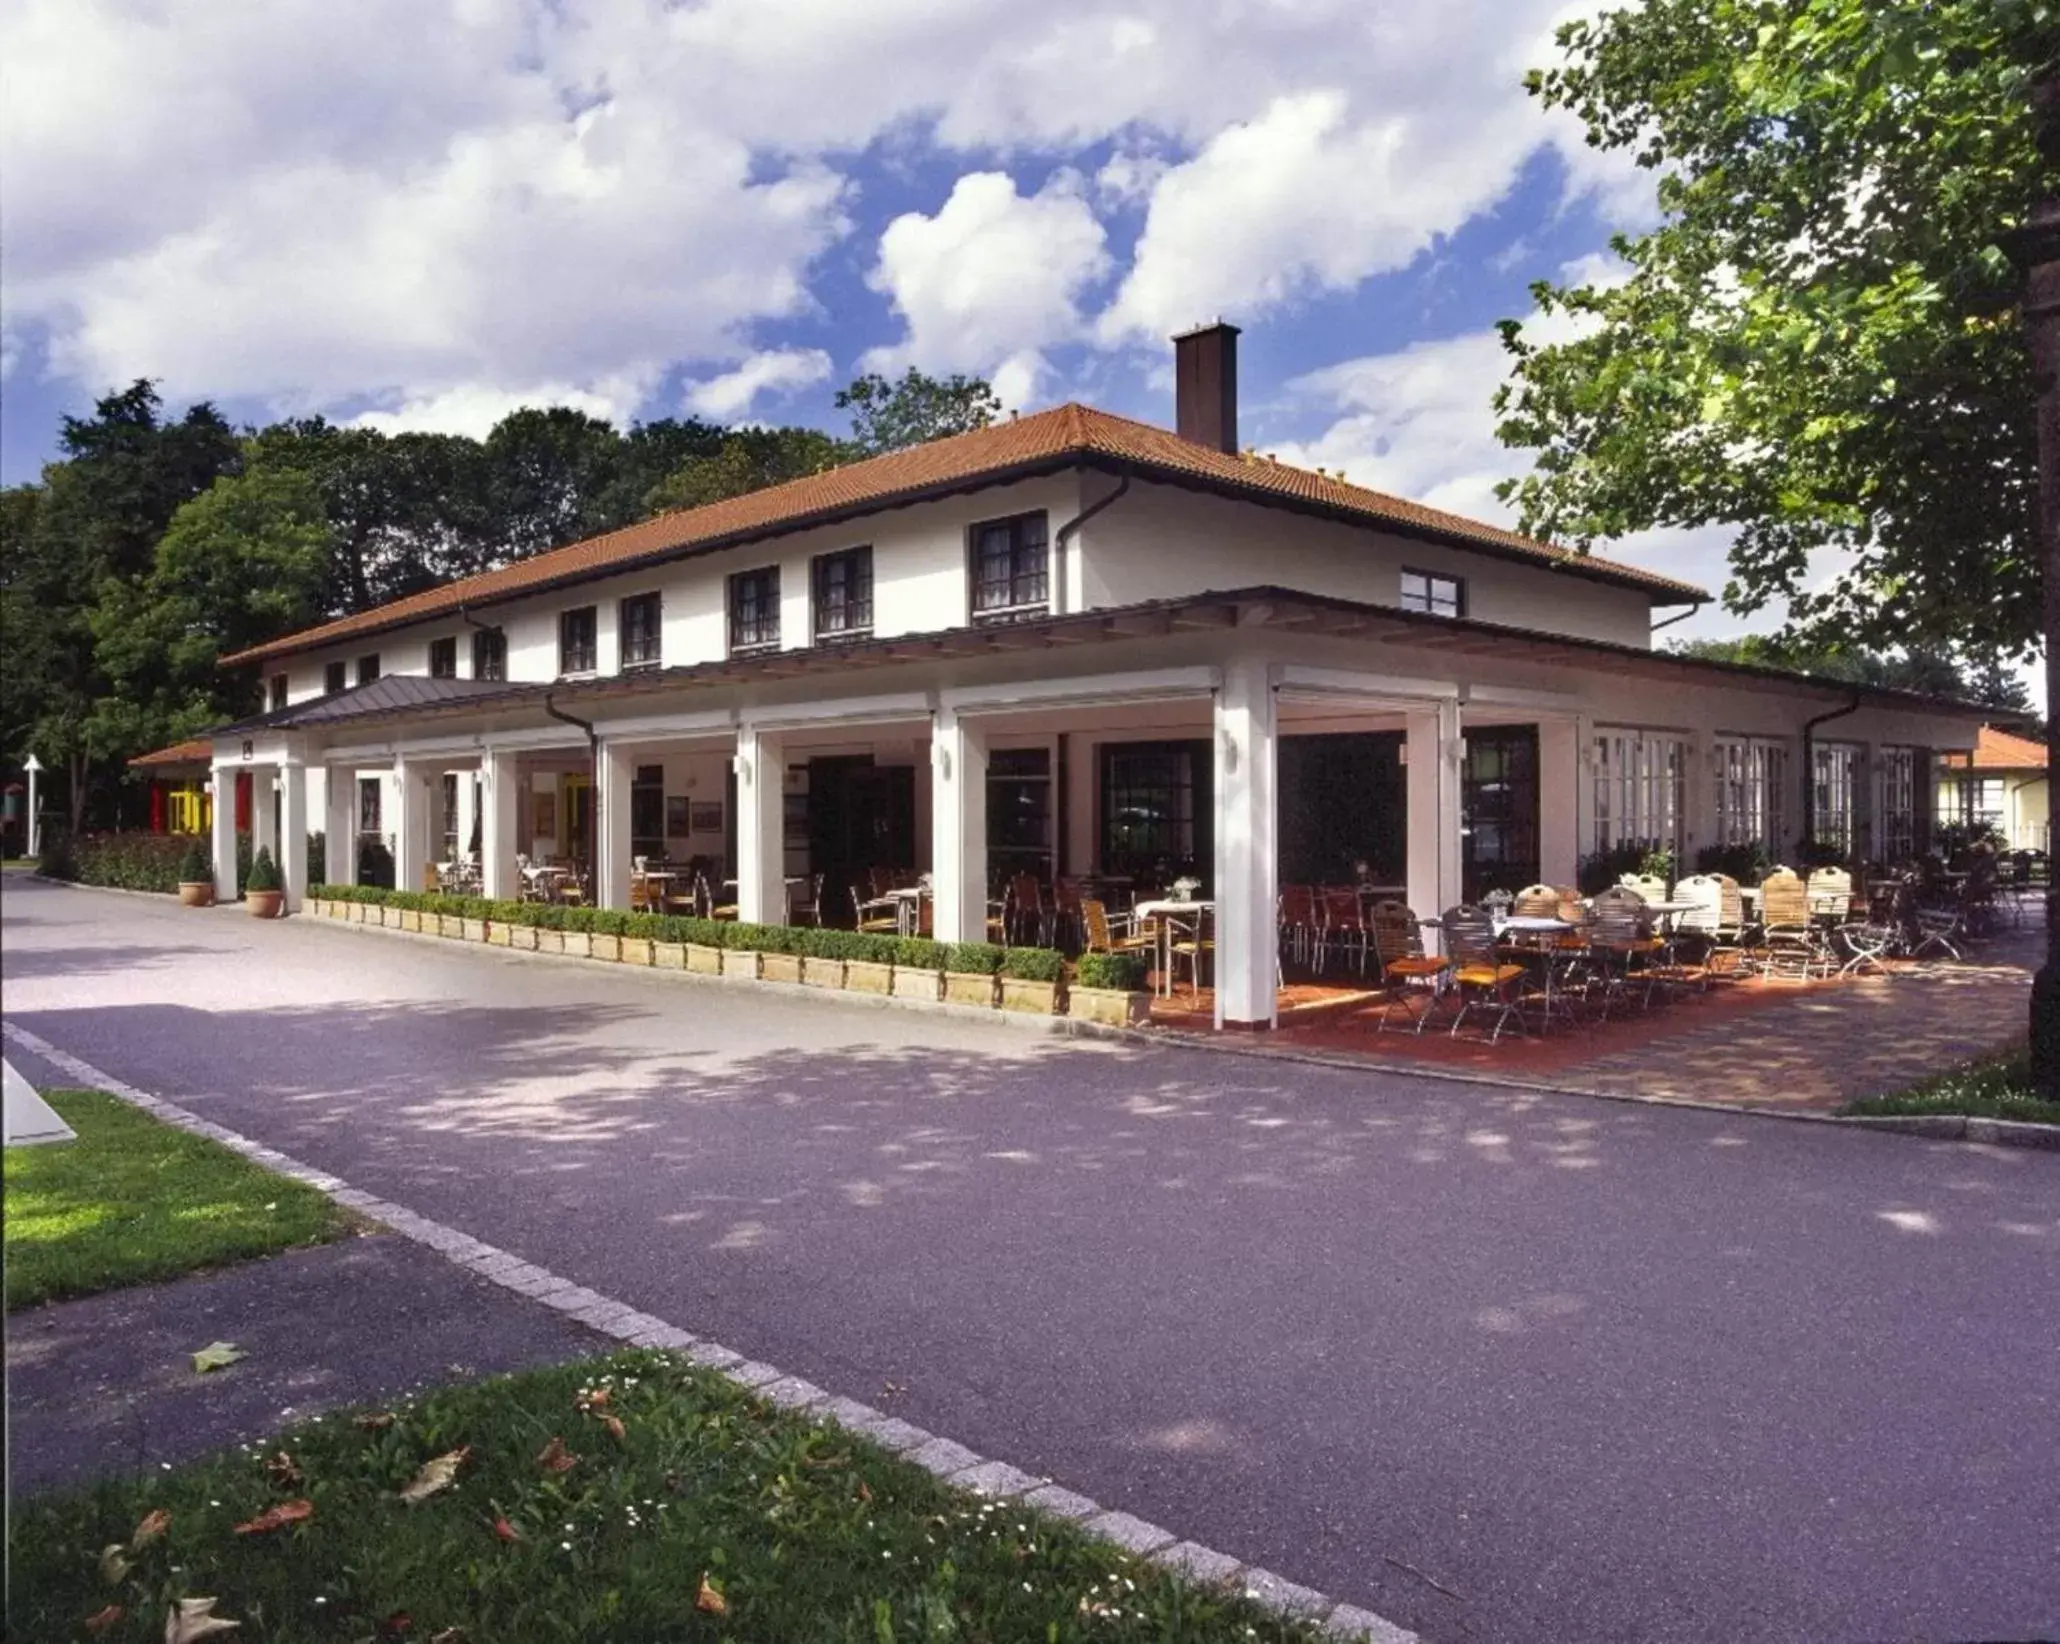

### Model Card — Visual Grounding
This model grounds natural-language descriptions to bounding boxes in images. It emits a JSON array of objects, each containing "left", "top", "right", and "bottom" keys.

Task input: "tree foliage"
[
  {"left": 1496, "top": 0, "right": 2057, "bottom": 659},
  {"left": 1668, "top": 635, "right": 2036, "bottom": 714},
  {"left": 834, "top": 368, "right": 1001, "bottom": 457}
]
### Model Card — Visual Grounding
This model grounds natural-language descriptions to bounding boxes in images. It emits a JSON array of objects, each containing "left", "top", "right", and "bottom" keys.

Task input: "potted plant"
[
  {"left": 999, "top": 945, "right": 1064, "bottom": 1014},
  {"left": 1068, "top": 952, "right": 1151, "bottom": 1027},
  {"left": 244, "top": 846, "right": 285, "bottom": 919},
  {"left": 176, "top": 839, "right": 215, "bottom": 907},
  {"left": 890, "top": 937, "right": 944, "bottom": 1003},
  {"left": 941, "top": 941, "right": 1004, "bottom": 1008}
]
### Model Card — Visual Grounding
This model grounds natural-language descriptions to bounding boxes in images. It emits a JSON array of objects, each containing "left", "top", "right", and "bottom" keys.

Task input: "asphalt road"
[{"left": 6, "top": 874, "right": 2057, "bottom": 1643}]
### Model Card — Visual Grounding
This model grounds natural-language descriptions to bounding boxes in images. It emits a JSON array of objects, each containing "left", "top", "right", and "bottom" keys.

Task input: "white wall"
[{"left": 1074, "top": 481, "right": 1659, "bottom": 646}]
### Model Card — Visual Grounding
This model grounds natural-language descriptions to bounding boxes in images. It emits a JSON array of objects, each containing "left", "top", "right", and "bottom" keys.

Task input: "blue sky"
[{"left": 0, "top": 0, "right": 1750, "bottom": 643}]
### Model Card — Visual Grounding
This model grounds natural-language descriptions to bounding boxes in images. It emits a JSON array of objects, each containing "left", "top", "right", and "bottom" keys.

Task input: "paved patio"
[{"left": 1147, "top": 924, "right": 2040, "bottom": 1113}]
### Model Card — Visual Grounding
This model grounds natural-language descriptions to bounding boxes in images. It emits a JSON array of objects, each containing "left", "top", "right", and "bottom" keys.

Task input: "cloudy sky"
[{"left": 0, "top": 0, "right": 1764, "bottom": 637}]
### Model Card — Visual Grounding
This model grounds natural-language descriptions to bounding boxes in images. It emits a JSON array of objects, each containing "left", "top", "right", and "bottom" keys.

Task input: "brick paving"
[{"left": 1151, "top": 923, "right": 2039, "bottom": 1113}]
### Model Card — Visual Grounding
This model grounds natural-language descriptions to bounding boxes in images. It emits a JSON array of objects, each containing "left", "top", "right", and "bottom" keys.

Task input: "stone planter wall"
[
  {"left": 461, "top": 918, "right": 489, "bottom": 942},
  {"left": 942, "top": 971, "right": 998, "bottom": 1009},
  {"left": 891, "top": 968, "right": 942, "bottom": 1004},
  {"left": 844, "top": 959, "right": 894, "bottom": 996},
  {"left": 653, "top": 941, "right": 686, "bottom": 969},
  {"left": 1068, "top": 986, "right": 1149, "bottom": 1028},
  {"left": 801, "top": 956, "right": 845, "bottom": 990},
  {"left": 760, "top": 952, "right": 803, "bottom": 985},
  {"left": 686, "top": 943, "right": 724, "bottom": 976},
  {"left": 589, "top": 933, "right": 621, "bottom": 962},
  {"left": 999, "top": 977, "right": 1061, "bottom": 1015},
  {"left": 721, "top": 949, "right": 760, "bottom": 982},
  {"left": 535, "top": 929, "right": 564, "bottom": 955},
  {"left": 560, "top": 932, "right": 593, "bottom": 959},
  {"left": 620, "top": 936, "right": 654, "bottom": 967}
]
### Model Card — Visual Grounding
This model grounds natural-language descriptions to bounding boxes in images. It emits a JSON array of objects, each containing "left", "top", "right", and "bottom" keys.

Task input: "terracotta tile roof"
[
  {"left": 221, "top": 403, "right": 1710, "bottom": 667},
  {"left": 129, "top": 737, "right": 214, "bottom": 769},
  {"left": 1941, "top": 724, "right": 2049, "bottom": 771}
]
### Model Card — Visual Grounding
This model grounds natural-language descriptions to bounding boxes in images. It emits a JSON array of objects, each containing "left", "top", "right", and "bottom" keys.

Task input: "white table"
[
  {"left": 885, "top": 885, "right": 927, "bottom": 937},
  {"left": 1134, "top": 899, "right": 1213, "bottom": 996}
]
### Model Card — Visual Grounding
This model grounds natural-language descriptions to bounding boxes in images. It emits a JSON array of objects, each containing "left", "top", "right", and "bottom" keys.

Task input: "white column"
[
  {"left": 279, "top": 762, "right": 308, "bottom": 912},
  {"left": 1405, "top": 699, "right": 1465, "bottom": 927},
  {"left": 734, "top": 725, "right": 786, "bottom": 925},
  {"left": 325, "top": 767, "right": 355, "bottom": 884},
  {"left": 392, "top": 761, "right": 433, "bottom": 895},
  {"left": 482, "top": 750, "right": 521, "bottom": 902},
  {"left": 596, "top": 740, "right": 634, "bottom": 911},
  {"left": 1213, "top": 657, "right": 1278, "bottom": 1030},
  {"left": 1537, "top": 717, "right": 1584, "bottom": 888},
  {"left": 930, "top": 708, "right": 989, "bottom": 945},
  {"left": 211, "top": 764, "right": 239, "bottom": 901},
  {"left": 252, "top": 763, "right": 278, "bottom": 872}
]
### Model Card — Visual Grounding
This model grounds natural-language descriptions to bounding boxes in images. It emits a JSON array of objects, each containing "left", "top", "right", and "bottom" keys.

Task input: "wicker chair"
[
  {"left": 853, "top": 885, "right": 900, "bottom": 936},
  {"left": 1370, "top": 901, "right": 1451, "bottom": 1033},
  {"left": 1755, "top": 868, "right": 1827, "bottom": 978},
  {"left": 1082, "top": 898, "right": 1157, "bottom": 964},
  {"left": 1587, "top": 886, "right": 1661, "bottom": 1017},
  {"left": 1620, "top": 872, "right": 1669, "bottom": 905},
  {"left": 1442, "top": 905, "right": 1530, "bottom": 1042}
]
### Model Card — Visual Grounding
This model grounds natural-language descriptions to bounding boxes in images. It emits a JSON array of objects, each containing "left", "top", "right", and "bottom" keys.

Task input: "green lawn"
[
  {"left": 7, "top": 1348, "right": 1325, "bottom": 1644},
  {"left": 3, "top": 1088, "right": 349, "bottom": 1310},
  {"left": 1843, "top": 1052, "right": 2060, "bottom": 1126}
]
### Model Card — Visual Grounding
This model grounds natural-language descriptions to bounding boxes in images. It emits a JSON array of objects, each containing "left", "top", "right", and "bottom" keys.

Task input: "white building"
[{"left": 200, "top": 325, "right": 1984, "bottom": 1028}]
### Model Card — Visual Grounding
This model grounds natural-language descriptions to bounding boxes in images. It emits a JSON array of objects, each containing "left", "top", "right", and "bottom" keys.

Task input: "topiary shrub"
[
  {"left": 245, "top": 847, "right": 282, "bottom": 893},
  {"left": 1075, "top": 952, "right": 1146, "bottom": 991},
  {"left": 941, "top": 941, "right": 1005, "bottom": 975},
  {"left": 178, "top": 838, "right": 212, "bottom": 883},
  {"left": 999, "top": 946, "right": 1063, "bottom": 983},
  {"left": 892, "top": 937, "right": 946, "bottom": 971}
]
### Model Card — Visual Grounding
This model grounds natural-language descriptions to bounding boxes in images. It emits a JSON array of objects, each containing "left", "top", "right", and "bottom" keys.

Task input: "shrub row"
[
  {"left": 307, "top": 885, "right": 1076, "bottom": 981},
  {"left": 43, "top": 830, "right": 253, "bottom": 895}
]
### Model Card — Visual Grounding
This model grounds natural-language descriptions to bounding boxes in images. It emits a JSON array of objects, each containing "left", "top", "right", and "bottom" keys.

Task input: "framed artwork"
[
  {"left": 690, "top": 800, "right": 723, "bottom": 834},
  {"left": 666, "top": 795, "right": 691, "bottom": 837},
  {"left": 532, "top": 791, "right": 557, "bottom": 839}
]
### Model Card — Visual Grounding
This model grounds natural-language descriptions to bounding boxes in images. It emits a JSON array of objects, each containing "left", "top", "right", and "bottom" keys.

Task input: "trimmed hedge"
[
  {"left": 307, "top": 887, "right": 1071, "bottom": 980},
  {"left": 52, "top": 831, "right": 251, "bottom": 895},
  {"left": 1075, "top": 952, "right": 1147, "bottom": 991}
]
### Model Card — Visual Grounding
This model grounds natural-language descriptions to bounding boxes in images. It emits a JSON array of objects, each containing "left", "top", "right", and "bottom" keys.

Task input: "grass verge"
[
  {"left": 1842, "top": 1052, "right": 2060, "bottom": 1126},
  {"left": 3, "top": 1088, "right": 349, "bottom": 1310},
  {"left": 8, "top": 1348, "right": 1327, "bottom": 1644}
]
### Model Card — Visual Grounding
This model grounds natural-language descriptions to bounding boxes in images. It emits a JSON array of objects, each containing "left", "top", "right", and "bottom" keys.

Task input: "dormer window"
[
  {"left": 267, "top": 674, "right": 288, "bottom": 712},
  {"left": 559, "top": 605, "right": 598, "bottom": 675},
  {"left": 728, "top": 567, "right": 780, "bottom": 656},
  {"left": 357, "top": 653, "right": 381, "bottom": 685},
  {"left": 429, "top": 636, "right": 458, "bottom": 678},
  {"left": 971, "top": 512, "right": 1049, "bottom": 622},
  {"left": 1400, "top": 569, "right": 1465, "bottom": 619},
  {"left": 620, "top": 592, "right": 662, "bottom": 669},
  {"left": 325, "top": 661, "right": 347, "bottom": 695}
]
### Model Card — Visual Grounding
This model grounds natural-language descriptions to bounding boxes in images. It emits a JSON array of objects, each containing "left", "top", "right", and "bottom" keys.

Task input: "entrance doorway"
[
  {"left": 807, "top": 756, "right": 916, "bottom": 924},
  {"left": 1279, "top": 731, "right": 1405, "bottom": 887},
  {"left": 561, "top": 774, "right": 592, "bottom": 872}
]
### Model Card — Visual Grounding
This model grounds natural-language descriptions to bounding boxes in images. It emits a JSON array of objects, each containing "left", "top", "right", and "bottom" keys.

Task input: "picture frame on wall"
[
  {"left": 533, "top": 791, "right": 556, "bottom": 839},
  {"left": 689, "top": 800, "right": 722, "bottom": 834},
  {"left": 666, "top": 795, "right": 691, "bottom": 837}
]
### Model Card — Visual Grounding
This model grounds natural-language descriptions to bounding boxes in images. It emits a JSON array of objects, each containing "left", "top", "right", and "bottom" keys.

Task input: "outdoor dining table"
[
  {"left": 884, "top": 884, "right": 928, "bottom": 936},
  {"left": 1133, "top": 898, "right": 1213, "bottom": 997},
  {"left": 1495, "top": 914, "right": 1583, "bottom": 1031}
]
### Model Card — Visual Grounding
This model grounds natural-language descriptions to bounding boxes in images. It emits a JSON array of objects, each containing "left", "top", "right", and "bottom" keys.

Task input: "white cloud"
[
  {"left": 682, "top": 348, "right": 834, "bottom": 421},
  {"left": 349, "top": 378, "right": 645, "bottom": 439},
  {"left": 863, "top": 171, "right": 1109, "bottom": 406}
]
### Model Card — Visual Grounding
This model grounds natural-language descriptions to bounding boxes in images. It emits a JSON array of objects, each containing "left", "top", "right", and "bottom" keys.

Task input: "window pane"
[
  {"left": 472, "top": 628, "right": 506, "bottom": 681},
  {"left": 358, "top": 654, "right": 380, "bottom": 685}
]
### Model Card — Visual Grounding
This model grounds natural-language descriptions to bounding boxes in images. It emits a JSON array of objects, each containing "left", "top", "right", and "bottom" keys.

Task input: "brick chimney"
[{"left": 1173, "top": 321, "right": 1240, "bottom": 453}]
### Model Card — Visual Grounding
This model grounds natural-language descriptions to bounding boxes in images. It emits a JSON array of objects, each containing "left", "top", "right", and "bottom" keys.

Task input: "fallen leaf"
[
  {"left": 83, "top": 1604, "right": 124, "bottom": 1634},
  {"left": 163, "top": 1596, "right": 241, "bottom": 1643},
  {"left": 132, "top": 1508, "right": 172, "bottom": 1549},
  {"left": 600, "top": 1414, "right": 626, "bottom": 1443},
  {"left": 264, "top": 1451, "right": 304, "bottom": 1489},
  {"left": 99, "top": 1544, "right": 131, "bottom": 1585},
  {"left": 357, "top": 1411, "right": 396, "bottom": 1431},
  {"left": 232, "top": 1499, "right": 313, "bottom": 1536},
  {"left": 535, "top": 1436, "right": 578, "bottom": 1475},
  {"left": 578, "top": 1386, "right": 610, "bottom": 1409},
  {"left": 191, "top": 1342, "right": 245, "bottom": 1375},
  {"left": 398, "top": 1448, "right": 470, "bottom": 1505},
  {"left": 856, "top": 1481, "right": 873, "bottom": 1504},
  {"left": 695, "top": 1575, "right": 727, "bottom": 1617},
  {"left": 491, "top": 1516, "right": 520, "bottom": 1544}
]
